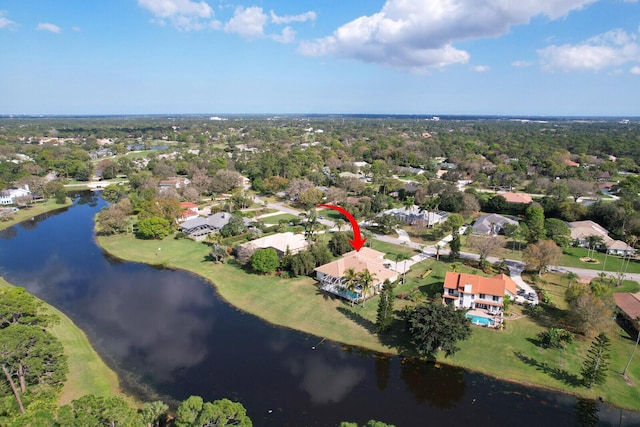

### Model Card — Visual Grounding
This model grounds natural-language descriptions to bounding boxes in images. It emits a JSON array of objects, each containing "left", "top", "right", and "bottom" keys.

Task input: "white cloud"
[
  {"left": 471, "top": 65, "right": 490, "bottom": 72},
  {"left": 631, "top": 66, "right": 640, "bottom": 74},
  {"left": 298, "top": 0, "right": 596, "bottom": 73},
  {"left": 270, "top": 10, "right": 316, "bottom": 25},
  {"left": 0, "top": 10, "right": 18, "bottom": 30},
  {"left": 271, "top": 26, "right": 296, "bottom": 44},
  {"left": 72, "top": 26, "right": 82, "bottom": 32},
  {"left": 137, "top": 0, "right": 218, "bottom": 31},
  {"left": 538, "top": 29, "right": 640, "bottom": 71},
  {"left": 36, "top": 23, "right": 62, "bottom": 34},
  {"left": 512, "top": 60, "right": 533, "bottom": 67},
  {"left": 224, "top": 6, "right": 267, "bottom": 39}
]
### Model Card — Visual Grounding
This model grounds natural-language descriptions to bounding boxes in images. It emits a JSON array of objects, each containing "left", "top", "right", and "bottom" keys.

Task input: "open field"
[
  {"left": 561, "top": 247, "right": 640, "bottom": 274},
  {"left": 259, "top": 213, "right": 299, "bottom": 224},
  {"left": 0, "top": 278, "right": 125, "bottom": 405},
  {"left": 0, "top": 198, "right": 72, "bottom": 232},
  {"left": 97, "top": 232, "right": 640, "bottom": 410}
]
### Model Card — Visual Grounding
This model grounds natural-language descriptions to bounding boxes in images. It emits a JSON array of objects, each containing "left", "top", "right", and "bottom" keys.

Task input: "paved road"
[{"left": 251, "top": 197, "right": 637, "bottom": 298}]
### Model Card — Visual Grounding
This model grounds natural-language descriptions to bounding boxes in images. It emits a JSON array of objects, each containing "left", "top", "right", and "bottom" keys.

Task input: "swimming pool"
[{"left": 466, "top": 314, "right": 495, "bottom": 326}]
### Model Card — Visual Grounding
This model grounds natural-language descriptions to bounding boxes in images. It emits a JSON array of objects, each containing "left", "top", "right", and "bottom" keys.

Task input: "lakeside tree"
[
  {"left": 376, "top": 280, "right": 395, "bottom": 333},
  {"left": 0, "top": 287, "right": 50, "bottom": 328},
  {"left": 141, "top": 400, "right": 169, "bottom": 427},
  {"left": 403, "top": 302, "right": 471, "bottom": 359},
  {"left": 581, "top": 332, "right": 611, "bottom": 389},
  {"left": 523, "top": 240, "right": 562, "bottom": 275},
  {"left": 57, "top": 394, "right": 142, "bottom": 426},
  {"left": 0, "top": 324, "right": 67, "bottom": 414},
  {"left": 566, "top": 288, "right": 614, "bottom": 337},
  {"left": 176, "top": 395, "right": 252, "bottom": 427},
  {"left": 136, "top": 216, "right": 171, "bottom": 240},
  {"left": 250, "top": 248, "right": 279, "bottom": 274}
]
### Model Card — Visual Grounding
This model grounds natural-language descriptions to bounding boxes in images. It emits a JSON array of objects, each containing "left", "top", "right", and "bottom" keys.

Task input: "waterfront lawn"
[
  {"left": 560, "top": 247, "right": 640, "bottom": 274},
  {"left": 0, "top": 278, "right": 124, "bottom": 405},
  {"left": 97, "top": 233, "right": 640, "bottom": 410},
  {"left": 0, "top": 198, "right": 72, "bottom": 231},
  {"left": 97, "top": 234, "right": 392, "bottom": 353}
]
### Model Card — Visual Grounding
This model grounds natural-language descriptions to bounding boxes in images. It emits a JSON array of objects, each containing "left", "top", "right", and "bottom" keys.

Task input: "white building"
[{"left": 0, "top": 185, "right": 31, "bottom": 205}]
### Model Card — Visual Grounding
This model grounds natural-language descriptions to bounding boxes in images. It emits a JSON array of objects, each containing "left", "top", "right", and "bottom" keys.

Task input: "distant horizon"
[{"left": 2, "top": 113, "right": 639, "bottom": 121}]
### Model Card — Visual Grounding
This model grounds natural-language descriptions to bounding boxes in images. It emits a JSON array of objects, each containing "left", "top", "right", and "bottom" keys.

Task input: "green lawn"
[
  {"left": 0, "top": 278, "right": 126, "bottom": 405},
  {"left": 259, "top": 213, "right": 299, "bottom": 224},
  {"left": 561, "top": 247, "right": 640, "bottom": 274},
  {"left": 96, "top": 233, "right": 640, "bottom": 410},
  {"left": 0, "top": 198, "right": 72, "bottom": 232}
]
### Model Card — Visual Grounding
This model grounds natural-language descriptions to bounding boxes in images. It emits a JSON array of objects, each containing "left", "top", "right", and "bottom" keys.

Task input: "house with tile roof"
[
  {"left": 472, "top": 213, "right": 518, "bottom": 235},
  {"left": 180, "top": 212, "right": 251, "bottom": 239},
  {"left": 382, "top": 205, "right": 448, "bottom": 227},
  {"left": 237, "top": 232, "right": 308, "bottom": 257},
  {"left": 606, "top": 240, "right": 635, "bottom": 256},
  {"left": 314, "top": 248, "right": 398, "bottom": 302},
  {"left": 443, "top": 272, "right": 518, "bottom": 314},
  {"left": 497, "top": 192, "right": 532, "bottom": 204},
  {"left": 159, "top": 177, "right": 191, "bottom": 189},
  {"left": 568, "top": 220, "right": 613, "bottom": 247},
  {"left": 614, "top": 292, "right": 640, "bottom": 331}
]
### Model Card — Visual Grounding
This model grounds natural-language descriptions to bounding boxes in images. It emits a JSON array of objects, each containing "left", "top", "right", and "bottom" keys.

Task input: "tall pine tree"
[
  {"left": 581, "top": 332, "right": 611, "bottom": 389},
  {"left": 376, "top": 280, "right": 394, "bottom": 333}
]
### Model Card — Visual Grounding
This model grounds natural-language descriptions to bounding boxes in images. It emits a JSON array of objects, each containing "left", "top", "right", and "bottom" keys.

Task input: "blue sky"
[{"left": 1, "top": 0, "right": 639, "bottom": 116}]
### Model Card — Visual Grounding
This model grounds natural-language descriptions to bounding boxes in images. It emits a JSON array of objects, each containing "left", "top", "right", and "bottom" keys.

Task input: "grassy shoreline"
[
  {"left": 0, "top": 278, "right": 126, "bottom": 405},
  {"left": 0, "top": 198, "right": 72, "bottom": 232},
  {"left": 96, "top": 233, "right": 640, "bottom": 411}
]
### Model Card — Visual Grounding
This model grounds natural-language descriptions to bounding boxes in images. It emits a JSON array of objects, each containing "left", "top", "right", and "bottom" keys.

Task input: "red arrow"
[{"left": 317, "top": 204, "right": 367, "bottom": 251}]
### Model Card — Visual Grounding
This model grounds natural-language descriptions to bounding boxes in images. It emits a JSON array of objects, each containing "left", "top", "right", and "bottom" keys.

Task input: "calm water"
[{"left": 0, "top": 193, "right": 638, "bottom": 426}]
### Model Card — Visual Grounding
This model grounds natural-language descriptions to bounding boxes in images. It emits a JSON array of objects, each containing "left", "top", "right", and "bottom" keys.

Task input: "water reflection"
[
  {"left": 400, "top": 358, "right": 465, "bottom": 409},
  {"left": 575, "top": 398, "right": 600, "bottom": 427},
  {"left": 85, "top": 270, "right": 214, "bottom": 379},
  {"left": 0, "top": 226, "right": 17, "bottom": 240},
  {"left": 374, "top": 356, "right": 390, "bottom": 391},
  {"left": 285, "top": 352, "right": 366, "bottom": 404},
  {"left": 1, "top": 195, "right": 640, "bottom": 426}
]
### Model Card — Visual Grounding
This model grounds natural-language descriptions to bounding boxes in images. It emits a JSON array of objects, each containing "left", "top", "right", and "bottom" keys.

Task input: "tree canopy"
[{"left": 403, "top": 303, "right": 472, "bottom": 359}]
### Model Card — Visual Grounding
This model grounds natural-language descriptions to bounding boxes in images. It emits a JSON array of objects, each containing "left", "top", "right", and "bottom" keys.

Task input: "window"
[
  {"left": 493, "top": 295, "right": 500, "bottom": 301},
  {"left": 479, "top": 293, "right": 486, "bottom": 299}
]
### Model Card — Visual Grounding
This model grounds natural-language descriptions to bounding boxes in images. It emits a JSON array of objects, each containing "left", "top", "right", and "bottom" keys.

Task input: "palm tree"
[
  {"left": 597, "top": 271, "right": 608, "bottom": 285},
  {"left": 622, "top": 317, "right": 640, "bottom": 377},
  {"left": 343, "top": 268, "right": 359, "bottom": 306},
  {"left": 435, "top": 244, "right": 442, "bottom": 261},
  {"left": 335, "top": 218, "right": 346, "bottom": 232},
  {"left": 585, "top": 235, "right": 603, "bottom": 260},
  {"left": 403, "top": 196, "right": 415, "bottom": 213},
  {"left": 210, "top": 243, "right": 227, "bottom": 264},
  {"left": 419, "top": 197, "right": 440, "bottom": 228},
  {"left": 565, "top": 271, "right": 579, "bottom": 288},
  {"left": 357, "top": 269, "right": 377, "bottom": 307},
  {"left": 619, "top": 235, "right": 638, "bottom": 286},
  {"left": 395, "top": 252, "right": 412, "bottom": 285}
]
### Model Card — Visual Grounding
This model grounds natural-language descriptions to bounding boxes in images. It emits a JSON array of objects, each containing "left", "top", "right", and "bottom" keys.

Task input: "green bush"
[{"left": 537, "top": 327, "right": 573, "bottom": 349}]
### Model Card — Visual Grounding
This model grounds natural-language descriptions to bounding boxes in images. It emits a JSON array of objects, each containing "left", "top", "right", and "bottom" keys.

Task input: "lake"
[{"left": 0, "top": 193, "right": 638, "bottom": 426}]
